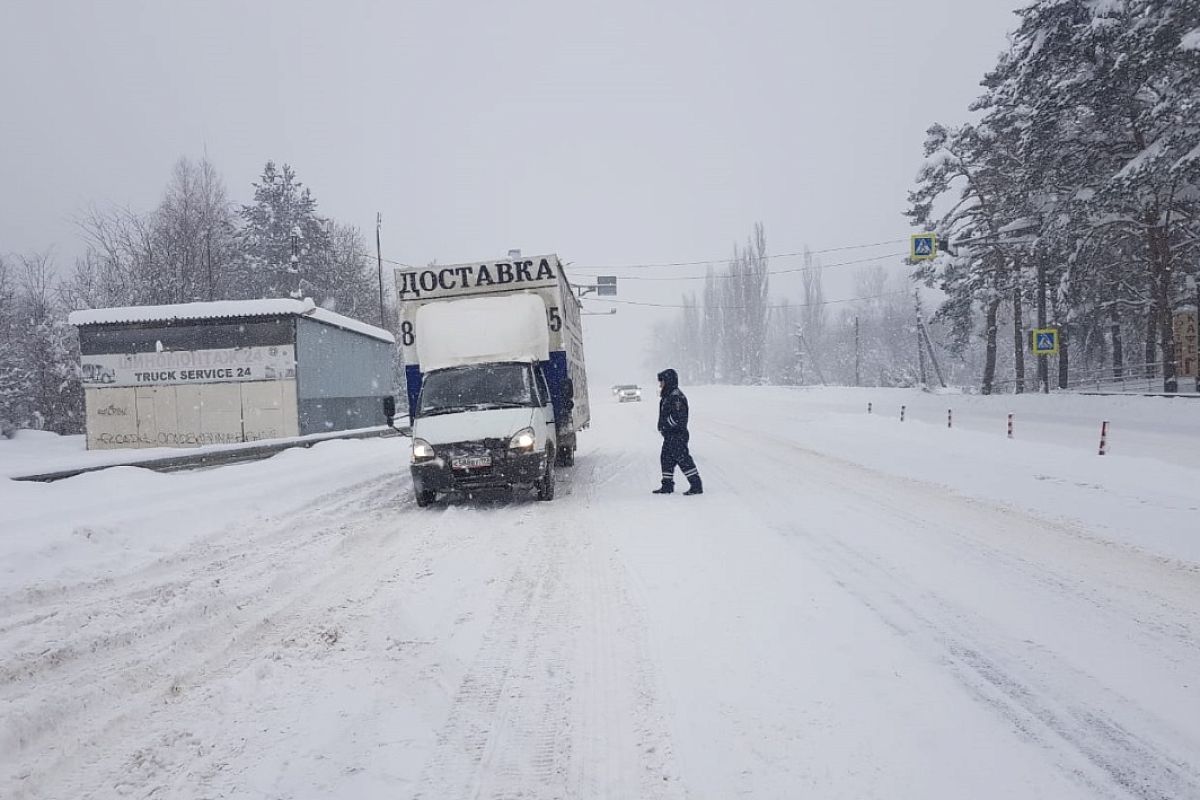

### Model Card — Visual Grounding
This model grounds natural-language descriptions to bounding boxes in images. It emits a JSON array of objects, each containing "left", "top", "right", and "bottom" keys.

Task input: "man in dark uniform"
[{"left": 653, "top": 368, "right": 703, "bottom": 495}]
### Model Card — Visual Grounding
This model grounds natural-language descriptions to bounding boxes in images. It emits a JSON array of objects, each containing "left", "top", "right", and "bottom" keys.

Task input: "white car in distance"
[{"left": 614, "top": 384, "right": 642, "bottom": 403}]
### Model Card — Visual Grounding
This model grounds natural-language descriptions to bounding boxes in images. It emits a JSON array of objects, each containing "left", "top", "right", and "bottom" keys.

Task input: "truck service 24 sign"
[{"left": 80, "top": 345, "right": 296, "bottom": 388}]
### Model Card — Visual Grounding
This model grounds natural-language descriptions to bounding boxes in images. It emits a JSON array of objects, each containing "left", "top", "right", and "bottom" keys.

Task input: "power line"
[
  {"left": 367, "top": 236, "right": 909, "bottom": 275},
  {"left": 568, "top": 238, "right": 907, "bottom": 271},
  {"left": 573, "top": 251, "right": 906, "bottom": 282},
  {"left": 587, "top": 289, "right": 910, "bottom": 311},
  {"left": 363, "top": 248, "right": 913, "bottom": 313}
]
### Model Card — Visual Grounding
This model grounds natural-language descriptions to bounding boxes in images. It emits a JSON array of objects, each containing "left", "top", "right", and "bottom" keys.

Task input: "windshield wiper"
[
  {"left": 420, "top": 405, "right": 473, "bottom": 417},
  {"left": 420, "top": 402, "right": 528, "bottom": 416}
]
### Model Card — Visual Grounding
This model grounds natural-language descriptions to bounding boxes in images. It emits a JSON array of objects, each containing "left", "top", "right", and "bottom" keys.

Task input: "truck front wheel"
[
  {"left": 415, "top": 489, "right": 436, "bottom": 508},
  {"left": 537, "top": 453, "right": 556, "bottom": 501}
]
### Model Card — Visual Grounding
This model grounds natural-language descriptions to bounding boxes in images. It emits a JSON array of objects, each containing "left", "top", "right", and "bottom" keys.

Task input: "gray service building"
[{"left": 68, "top": 298, "right": 395, "bottom": 450}]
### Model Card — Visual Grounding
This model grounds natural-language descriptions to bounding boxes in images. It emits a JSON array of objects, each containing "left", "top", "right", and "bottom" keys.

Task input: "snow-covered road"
[{"left": 2, "top": 387, "right": 1199, "bottom": 799}]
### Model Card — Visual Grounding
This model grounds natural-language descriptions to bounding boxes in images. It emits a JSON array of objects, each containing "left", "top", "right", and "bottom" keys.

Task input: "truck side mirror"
[{"left": 382, "top": 396, "right": 396, "bottom": 426}]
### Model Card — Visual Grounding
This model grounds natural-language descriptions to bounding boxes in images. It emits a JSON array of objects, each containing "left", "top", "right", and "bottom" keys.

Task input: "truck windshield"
[{"left": 418, "top": 364, "right": 535, "bottom": 417}]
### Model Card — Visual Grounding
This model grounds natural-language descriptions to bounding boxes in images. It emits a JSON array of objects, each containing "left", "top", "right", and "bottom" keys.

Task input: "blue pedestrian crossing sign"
[
  {"left": 910, "top": 233, "right": 938, "bottom": 261},
  {"left": 1031, "top": 327, "right": 1060, "bottom": 356}
]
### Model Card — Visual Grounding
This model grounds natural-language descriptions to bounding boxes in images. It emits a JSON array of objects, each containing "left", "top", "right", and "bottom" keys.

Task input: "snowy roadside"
[
  {"left": 0, "top": 438, "right": 404, "bottom": 593},
  {"left": 694, "top": 386, "right": 1200, "bottom": 565},
  {"left": 0, "top": 424, "right": 398, "bottom": 480}
]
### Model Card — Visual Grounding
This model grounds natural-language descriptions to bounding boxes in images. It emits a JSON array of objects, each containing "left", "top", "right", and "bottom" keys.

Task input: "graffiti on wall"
[{"left": 95, "top": 429, "right": 282, "bottom": 447}]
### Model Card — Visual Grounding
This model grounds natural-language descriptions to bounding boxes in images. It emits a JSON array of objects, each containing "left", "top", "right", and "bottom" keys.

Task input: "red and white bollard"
[
  {"left": 1098, "top": 420, "right": 1109, "bottom": 456},
  {"left": 900, "top": 405, "right": 906, "bottom": 422},
  {"left": 1007, "top": 413, "right": 1014, "bottom": 439},
  {"left": 947, "top": 409, "right": 952, "bottom": 429}
]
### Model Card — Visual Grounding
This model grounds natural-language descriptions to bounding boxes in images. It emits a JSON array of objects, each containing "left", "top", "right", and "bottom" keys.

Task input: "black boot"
[
  {"left": 684, "top": 478, "right": 703, "bottom": 496},
  {"left": 652, "top": 482, "right": 674, "bottom": 495}
]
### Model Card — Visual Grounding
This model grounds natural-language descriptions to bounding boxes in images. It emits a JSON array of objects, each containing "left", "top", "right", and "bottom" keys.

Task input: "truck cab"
[{"left": 409, "top": 360, "right": 559, "bottom": 505}]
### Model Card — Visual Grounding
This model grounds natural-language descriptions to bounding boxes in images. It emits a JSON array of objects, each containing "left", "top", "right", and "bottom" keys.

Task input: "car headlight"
[
  {"left": 412, "top": 438, "right": 435, "bottom": 462},
  {"left": 508, "top": 427, "right": 536, "bottom": 452}
]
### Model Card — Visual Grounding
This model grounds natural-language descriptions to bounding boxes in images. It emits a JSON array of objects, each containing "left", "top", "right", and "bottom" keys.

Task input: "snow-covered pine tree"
[
  {"left": 995, "top": 0, "right": 1200, "bottom": 391},
  {"left": 234, "top": 162, "right": 377, "bottom": 317},
  {"left": 235, "top": 162, "right": 333, "bottom": 301}
]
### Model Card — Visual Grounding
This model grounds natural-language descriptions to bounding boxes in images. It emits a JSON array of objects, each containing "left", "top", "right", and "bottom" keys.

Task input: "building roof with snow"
[{"left": 67, "top": 298, "right": 395, "bottom": 344}]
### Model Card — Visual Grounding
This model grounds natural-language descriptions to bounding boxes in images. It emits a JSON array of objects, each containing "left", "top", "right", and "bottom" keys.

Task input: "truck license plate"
[{"left": 453, "top": 455, "right": 492, "bottom": 470}]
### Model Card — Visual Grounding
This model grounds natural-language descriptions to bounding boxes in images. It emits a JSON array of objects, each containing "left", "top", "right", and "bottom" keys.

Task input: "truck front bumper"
[{"left": 411, "top": 449, "right": 547, "bottom": 495}]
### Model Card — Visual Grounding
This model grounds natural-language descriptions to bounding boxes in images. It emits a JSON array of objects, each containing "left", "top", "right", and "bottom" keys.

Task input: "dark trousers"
[{"left": 660, "top": 434, "right": 701, "bottom": 489}]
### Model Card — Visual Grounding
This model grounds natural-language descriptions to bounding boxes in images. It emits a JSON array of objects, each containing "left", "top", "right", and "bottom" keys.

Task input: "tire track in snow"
[
  {"left": 568, "top": 480, "right": 689, "bottom": 800},
  {"left": 1, "top": 472, "right": 420, "bottom": 798},
  {"left": 704, "top": 422, "right": 1200, "bottom": 800},
  {"left": 411, "top": 521, "right": 574, "bottom": 800},
  {"left": 410, "top": 438, "right": 686, "bottom": 800},
  {"left": 0, "top": 472, "right": 403, "bottom": 690},
  {"left": 810, "top": 532, "right": 1200, "bottom": 800}
]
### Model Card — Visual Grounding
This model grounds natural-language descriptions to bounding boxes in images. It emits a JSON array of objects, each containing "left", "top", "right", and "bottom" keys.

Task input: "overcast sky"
[{"left": 1, "top": 0, "right": 1023, "bottom": 387}]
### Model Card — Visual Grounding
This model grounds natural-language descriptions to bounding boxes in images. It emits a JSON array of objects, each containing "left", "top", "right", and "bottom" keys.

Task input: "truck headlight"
[
  {"left": 508, "top": 427, "right": 536, "bottom": 453},
  {"left": 412, "top": 438, "right": 435, "bottom": 462}
]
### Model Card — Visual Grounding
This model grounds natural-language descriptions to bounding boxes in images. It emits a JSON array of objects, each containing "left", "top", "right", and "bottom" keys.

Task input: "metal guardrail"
[
  {"left": 1065, "top": 361, "right": 1200, "bottom": 395},
  {"left": 11, "top": 427, "right": 401, "bottom": 483},
  {"left": 989, "top": 361, "right": 1199, "bottom": 395}
]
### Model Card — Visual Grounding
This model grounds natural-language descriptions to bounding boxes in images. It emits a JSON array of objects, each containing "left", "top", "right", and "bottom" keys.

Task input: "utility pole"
[
  {"left": 919, "top": 318, "right": 947, "bottom": 388},
  {"left": 914, "top": 291, "right": 928, "bottom": 386},
  {"left": 376, "top": 212, "right": 386, "bottom": 327},
  {"left": 289, "top": 227, "right": 301, "bottom": 300},
  {"left": 854, "top": 315, "right": 861, "bottom": 387},
  {"left": 1037, "top": 256, "right": 1049, "bottom": 393}
]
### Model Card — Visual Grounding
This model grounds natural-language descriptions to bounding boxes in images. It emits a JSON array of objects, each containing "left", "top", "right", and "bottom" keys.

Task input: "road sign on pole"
[
  {"left": 596, "top": 276, "right": 618, "bottom": 296},
  {"left": 1030, "top": 327, "right": 1060, "bottom": 356},
  {"left": 910, "top": 233, "right": 938, "bottom": 260}
]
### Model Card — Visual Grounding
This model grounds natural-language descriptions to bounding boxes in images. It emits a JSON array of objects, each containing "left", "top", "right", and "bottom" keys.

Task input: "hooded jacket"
[{"left": 656, "top": 368, "right": 690, "bottom": 437}]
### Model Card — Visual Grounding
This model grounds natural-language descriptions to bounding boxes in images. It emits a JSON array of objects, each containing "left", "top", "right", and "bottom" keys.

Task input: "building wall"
[
  {"left": 295, "top": 318, "right": 394, "bottom": 435},
  {"left": 84, "top": 381, "right": 299, "bottom": 449}
]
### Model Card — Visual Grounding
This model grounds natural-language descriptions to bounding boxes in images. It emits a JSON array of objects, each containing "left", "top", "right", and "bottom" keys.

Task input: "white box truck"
[{"left": 386, "top": 254, "right": 589, "bottom": 505}]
